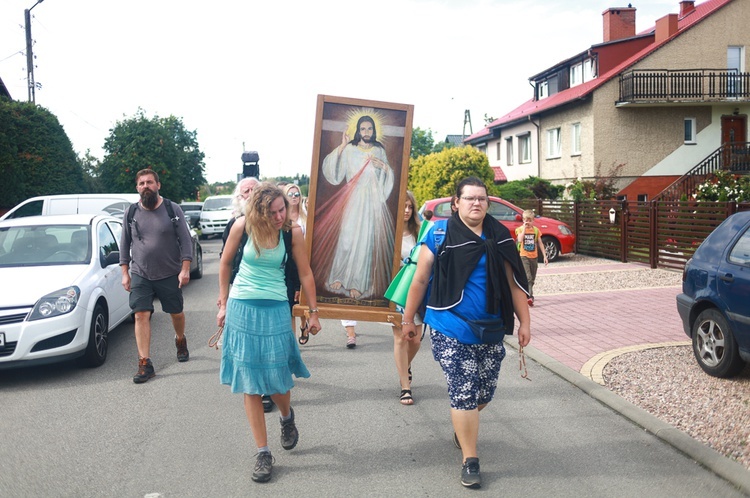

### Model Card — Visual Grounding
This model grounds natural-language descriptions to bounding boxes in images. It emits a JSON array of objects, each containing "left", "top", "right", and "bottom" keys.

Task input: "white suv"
[{"left": 199, "top": 195, "right": 233, "bottom": 239}]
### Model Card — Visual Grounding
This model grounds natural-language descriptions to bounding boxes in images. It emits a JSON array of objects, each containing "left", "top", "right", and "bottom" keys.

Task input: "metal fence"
[{"left": 511, "top": 199, "right": 750, "bottom": 270}]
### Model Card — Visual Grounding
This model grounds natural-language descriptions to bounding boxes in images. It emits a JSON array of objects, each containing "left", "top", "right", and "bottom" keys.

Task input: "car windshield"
[
  {"left": 0, "top": 225, "right": 91, "bottom": 267},
  {"left": 203, "top": 198, "right": 232, "bottom": 211}
]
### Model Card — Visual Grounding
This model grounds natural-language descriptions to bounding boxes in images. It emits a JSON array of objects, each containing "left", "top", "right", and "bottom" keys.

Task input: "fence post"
[
  {"left": 537, "top": 198, "right": 543, "bottom": 217},
  {"left": 573, "top": 201, "right": 581, "bottom": 254},
  {"left": 620, "top": 200, "right": 628, "bottom": 263},
  {"left": 649, "top": 200, "right": 657, "bottom": 269}
]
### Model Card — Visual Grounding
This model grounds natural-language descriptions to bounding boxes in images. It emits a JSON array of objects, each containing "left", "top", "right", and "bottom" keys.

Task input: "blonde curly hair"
[{"left": 244, "top": 182, "right": 292, "bottom": 255}]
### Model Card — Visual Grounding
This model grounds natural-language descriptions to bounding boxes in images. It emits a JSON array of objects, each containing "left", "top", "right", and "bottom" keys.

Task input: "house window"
[
  {"left": 727, "top": 46, "right": 744, "bottom": 96},
  {"left": 583, "top": 58, "right": 596, "bottom": 82},
  {"left": 518, "top": 134, "right": 531, "bottom": 164},
  {"left": 571, "top": 123, "right": 581, "bottom": 155},
  {"left": 684, "top": 118, "right": 696, "bottom": 144},
  {"left": 570, "top": 63, "right": 583, "bottom": 87},
  {"left": 546, "top": 128, "right": 561, "bottom": 158},
  {"left": 637, "top": 194, "right": 648, "bottom": 202},
  {"left": 496, "top": 142, "right": 501, "bottom": 161},
  {"left": 538, "top": 81, "right": 548, "bottom": 99},
  {"left": 506, "top": 138, "right": 514, "bottom": 166}
]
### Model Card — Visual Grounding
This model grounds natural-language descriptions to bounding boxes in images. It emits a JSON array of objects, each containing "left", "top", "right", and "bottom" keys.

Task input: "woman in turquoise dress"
[{"left": 217, "top": 182, "right": 322, "bottom": 484}]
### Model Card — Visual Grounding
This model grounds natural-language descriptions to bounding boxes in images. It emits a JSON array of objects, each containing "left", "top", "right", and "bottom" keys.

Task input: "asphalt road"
[{"left": 0, "top": 238, "right": 745, "bottom": 497}]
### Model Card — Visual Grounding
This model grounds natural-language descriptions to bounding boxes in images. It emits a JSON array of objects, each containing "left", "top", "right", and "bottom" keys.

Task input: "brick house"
[{"left": 465, "top": 0, "right": 750, "bottom": 201}]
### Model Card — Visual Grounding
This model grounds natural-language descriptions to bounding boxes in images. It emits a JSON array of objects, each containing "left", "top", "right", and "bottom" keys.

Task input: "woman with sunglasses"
[
  {"left": 282, "top": 183, "right": 310, "bottom": 343},
  {"left": 282, "top": 184, "right": 307, "bottom": 236}
]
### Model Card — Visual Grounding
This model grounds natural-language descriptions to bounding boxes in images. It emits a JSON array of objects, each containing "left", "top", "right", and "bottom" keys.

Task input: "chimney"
[
  {"left": 680, "top": 1, "right": 696, "bottom": 17},
  {"left": 655, "top": 13, "right": 679, "bottom": 44},
  {"left": 602, "top": 6, "right": 637, "bottom": 43}
]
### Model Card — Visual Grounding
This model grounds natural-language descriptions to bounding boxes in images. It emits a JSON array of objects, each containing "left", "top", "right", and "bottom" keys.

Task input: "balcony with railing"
[{"left": 618, "top": 69, "right": 750, "bottom": 104}]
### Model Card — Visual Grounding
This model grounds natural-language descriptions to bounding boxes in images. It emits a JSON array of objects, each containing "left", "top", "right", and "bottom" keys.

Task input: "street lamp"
[{"left": 25, "top": 0, "right": 44, "bottom": 104}]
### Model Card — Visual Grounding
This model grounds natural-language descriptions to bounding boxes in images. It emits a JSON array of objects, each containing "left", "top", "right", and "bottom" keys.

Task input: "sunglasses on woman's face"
[{"left": 287, "top": 192, "right": 301, "bottom": 198}]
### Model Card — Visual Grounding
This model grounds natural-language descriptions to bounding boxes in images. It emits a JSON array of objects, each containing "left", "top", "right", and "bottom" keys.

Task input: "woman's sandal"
[
  {"left": 298, "top": 324, "right": 310, "bottom": 345},
  {"left": 400, "top": 389, "right": 414, "bottom": 405}
]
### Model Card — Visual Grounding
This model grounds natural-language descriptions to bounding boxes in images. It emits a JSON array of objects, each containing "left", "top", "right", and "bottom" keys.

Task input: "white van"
[
  {"left": 199, "top": 195, "right": 234, "bottom": 239},
  {"left": 0, "top": 194, "right": 141, "bottom": 221}
]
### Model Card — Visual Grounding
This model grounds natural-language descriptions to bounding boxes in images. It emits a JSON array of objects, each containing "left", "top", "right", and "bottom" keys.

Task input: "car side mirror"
[
  {"left": 515, "top": 214, "right": 523, "bottom": 222},
  {"left": 101, "top": 250, "right": 120, "bottom": 267}
]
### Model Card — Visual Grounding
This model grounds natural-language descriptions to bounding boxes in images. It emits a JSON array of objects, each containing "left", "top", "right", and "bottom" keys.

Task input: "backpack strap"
[
  {"left": 127, "top": 202, "right": 138, "bottom": 226},
  {"left": 127, "top": 202, "right": 140, "bottom": 241},
  {"left": 432, "top": 219, "right": 448, "bottom": 253},
  {"left": 162, "top": 198, "right": 180, "bottom": 235},
  {"left": 282, "top": 229, "right": 293, "bottom": 264}
]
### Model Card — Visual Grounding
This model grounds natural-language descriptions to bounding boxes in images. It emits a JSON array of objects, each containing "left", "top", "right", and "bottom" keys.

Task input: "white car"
[
  {"left": 0, "top": 214, "right": 131, "bottom": 369},
  {"left": 199, "top": 195, "right": 234, "bottom": 239}
]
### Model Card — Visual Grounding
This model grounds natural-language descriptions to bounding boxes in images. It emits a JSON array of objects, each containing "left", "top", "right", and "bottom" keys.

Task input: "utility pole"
[
  {"left": 462, "top": 109, "right": 473, "bottom": 142},
  {"left": 25, "top": 0, "right": 45, "bottom": 104}
]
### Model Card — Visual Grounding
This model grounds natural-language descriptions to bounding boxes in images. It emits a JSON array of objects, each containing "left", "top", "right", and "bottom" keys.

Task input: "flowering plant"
[{"left": 693, "top": 170, "right": 750, "bottom": 202}]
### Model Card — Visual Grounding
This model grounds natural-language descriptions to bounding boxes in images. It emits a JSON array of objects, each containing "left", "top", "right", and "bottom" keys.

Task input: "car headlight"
[
  {"left": 558, "top": 225, "right": 573, "bottom": 235},
  {"left": 28, "top": 286, "right": 80, "bottom": 321}
]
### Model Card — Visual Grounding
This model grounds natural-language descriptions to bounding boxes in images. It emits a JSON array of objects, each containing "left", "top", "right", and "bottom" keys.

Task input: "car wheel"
[
  {"left": 80, "top": 302, "right": 108, "bottom": 368},
  {"left": 191, "top": 247, "right": 203, "bottom": 279},
  {"left": 199, "top": 234, "right": 207, "bottom": 240},
  {"left": 691, "top": 308, "right": 745, "bottom": 378},
  {"left": 540, "top": 236, "right": 560, "bottom": 262}
]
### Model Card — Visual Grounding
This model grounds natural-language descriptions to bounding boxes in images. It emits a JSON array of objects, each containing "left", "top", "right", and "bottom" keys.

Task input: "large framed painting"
[{"left": 296, "top": 95, "right": 414, "bottom": 324}]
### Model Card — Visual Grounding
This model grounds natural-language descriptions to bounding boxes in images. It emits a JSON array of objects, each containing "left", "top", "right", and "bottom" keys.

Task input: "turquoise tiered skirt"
[{"left": 220, "top": 298, "right": 310, "bottom": 395}]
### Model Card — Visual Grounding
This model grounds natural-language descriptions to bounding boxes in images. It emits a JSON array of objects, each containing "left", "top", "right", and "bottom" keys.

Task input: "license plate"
[{"left": 0, "top": 332, "right": 4, "bottom": 348}]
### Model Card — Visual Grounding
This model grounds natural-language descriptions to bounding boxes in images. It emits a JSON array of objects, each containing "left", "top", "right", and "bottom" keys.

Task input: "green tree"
[
  {"left": 99, "top": 109, "right": 206, "bottom": 201},
  {"left": 78, "top": 149, "right": 103, "bottom": 193},
  {"left": 266, "top": 173, "right": 311, "bottom": 195},
  {"left": 408, "top": 146, "right": 493, "bottom": 205},
  {"left": 0, "top": 99, "right": 88, "bottom": 209},
  {"left": 410, "top": 127, "right": 436, "bottom": 159}
]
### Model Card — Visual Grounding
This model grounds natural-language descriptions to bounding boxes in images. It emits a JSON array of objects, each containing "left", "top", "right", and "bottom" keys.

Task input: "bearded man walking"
[{"left": 120, "top": 168, "right": 194, "bottom": 383}]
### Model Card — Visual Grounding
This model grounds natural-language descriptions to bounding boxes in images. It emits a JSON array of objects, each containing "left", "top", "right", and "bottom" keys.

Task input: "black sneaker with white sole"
[{"left": 461, "top": 457, "right": 481, "bottom": 489}]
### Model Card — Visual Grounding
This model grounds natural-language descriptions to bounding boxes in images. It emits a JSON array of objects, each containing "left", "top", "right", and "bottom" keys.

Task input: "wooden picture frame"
[{"left": 295, "top": 95, "right": 414, "bottom": 324}]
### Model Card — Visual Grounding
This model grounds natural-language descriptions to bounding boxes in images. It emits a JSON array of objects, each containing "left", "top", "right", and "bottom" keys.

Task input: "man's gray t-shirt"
[{"left": 120, "top": 201, "right": 193, "bottom": 280}]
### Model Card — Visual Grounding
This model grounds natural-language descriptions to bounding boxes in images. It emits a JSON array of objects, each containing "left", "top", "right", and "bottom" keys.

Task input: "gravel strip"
[
  {"left": 604, "top": 347, "right": 750, "bottom": 471},
  {"left": 540, "top": 254, "right": 750, "bottom": 471}
]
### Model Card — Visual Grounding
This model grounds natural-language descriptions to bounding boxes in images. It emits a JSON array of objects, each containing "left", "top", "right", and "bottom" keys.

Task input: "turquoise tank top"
[{"left": 229, "top": 231, "right": 287, "bottom": 301}]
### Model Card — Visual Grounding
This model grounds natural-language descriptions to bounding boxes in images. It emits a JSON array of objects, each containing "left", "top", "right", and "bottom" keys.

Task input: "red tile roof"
[
  {"left": 466, "top": 0, "right": 734, "bottom": 142},
  {"left": 492, "top": 166, "right": 507, "bottom": 182}
]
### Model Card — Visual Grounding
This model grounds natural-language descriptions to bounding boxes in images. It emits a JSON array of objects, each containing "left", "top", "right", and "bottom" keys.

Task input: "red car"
[{"left": 419, "top": 196, "right": 575, "bottom": 262}]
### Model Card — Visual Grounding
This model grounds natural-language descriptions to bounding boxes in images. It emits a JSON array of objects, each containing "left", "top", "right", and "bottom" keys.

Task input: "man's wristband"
[
  {"left": 401, "top": 321, "right": 412, "bottom": 326},
  {"left": 308, "top": 308, "right": 319, "bottom": 314}
]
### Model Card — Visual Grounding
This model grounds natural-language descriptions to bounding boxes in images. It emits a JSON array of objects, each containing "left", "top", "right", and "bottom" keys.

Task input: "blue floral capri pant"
[{"left": 431, "top": 329, "right": 506, "bottom": 410}]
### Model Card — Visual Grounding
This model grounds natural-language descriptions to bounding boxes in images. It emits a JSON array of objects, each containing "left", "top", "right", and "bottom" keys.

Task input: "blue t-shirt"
[{"left": 423, "top": 220, "right": 504, "bottom": 345}]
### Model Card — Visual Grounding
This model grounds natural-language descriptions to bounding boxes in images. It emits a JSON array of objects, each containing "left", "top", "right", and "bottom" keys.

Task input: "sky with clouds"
[{"left": 0, "top": 0, "right": 678, "bottom": 184}]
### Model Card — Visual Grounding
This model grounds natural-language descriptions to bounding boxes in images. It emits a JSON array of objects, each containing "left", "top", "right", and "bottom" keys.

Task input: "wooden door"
[{"left": 721, "top": 115, "right": 747, "bottom": 169}]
